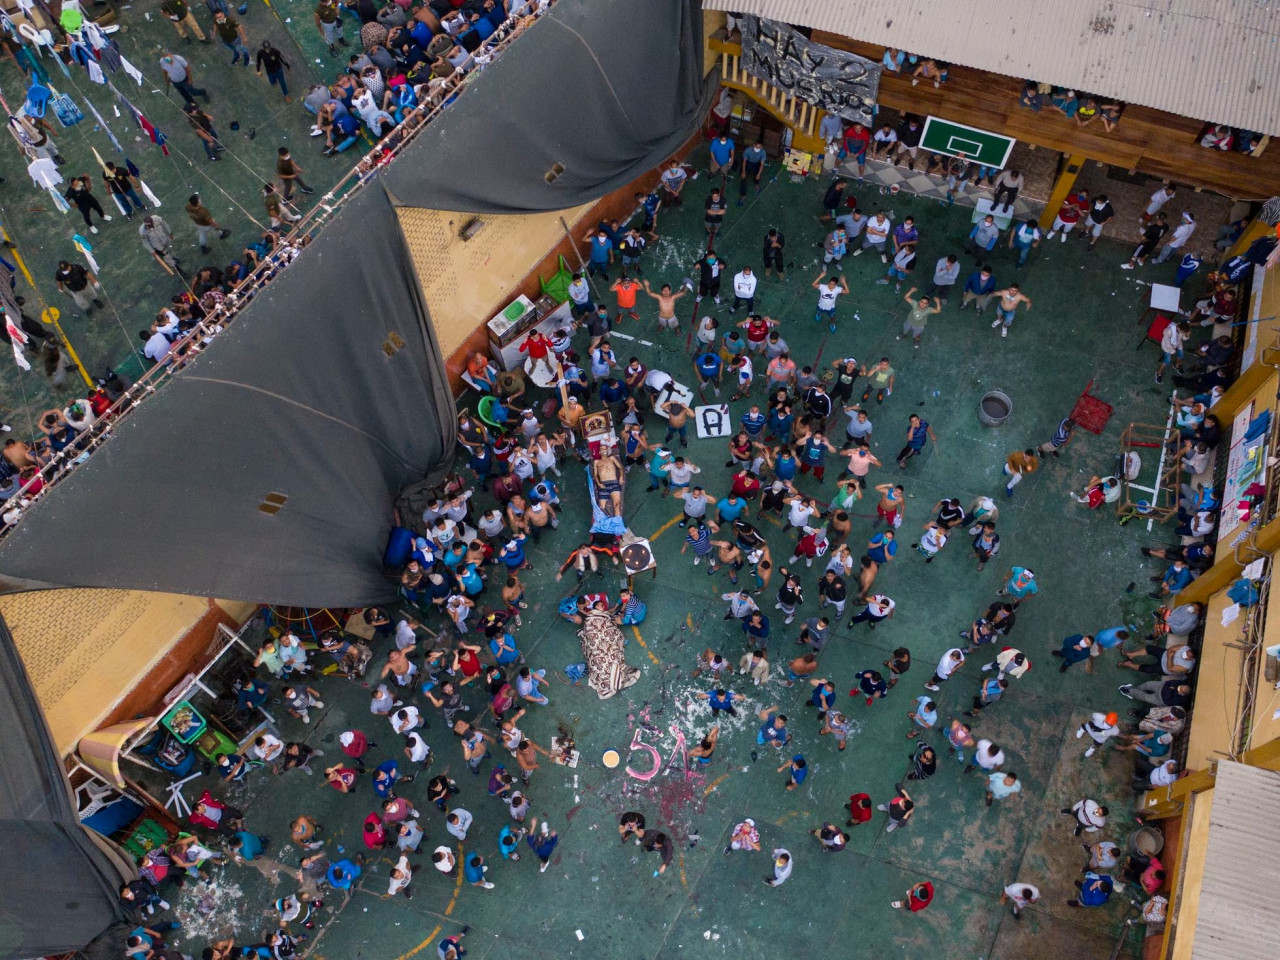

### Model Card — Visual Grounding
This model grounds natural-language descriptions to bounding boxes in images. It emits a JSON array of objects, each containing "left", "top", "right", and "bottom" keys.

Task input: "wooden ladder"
[{"left": 721, "top": 51, "right": 825, "bottom": 152}]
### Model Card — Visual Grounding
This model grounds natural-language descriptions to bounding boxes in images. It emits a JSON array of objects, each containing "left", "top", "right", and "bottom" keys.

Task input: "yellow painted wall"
[
  {"left": 1168, "top": 790, "right": 1213, "bottom": 960},
  {"left": 1245, "top": 572, "right": 1280, "bottom": 752},
  {"left": 397, "top": 203, "right": 594, "bottom": 359},
  {"left": 1186, "top": 589, "right": 1247, "bottom": 771},
  {"left": 0, "top": 589, "right": 210, "bottom": 754},
  {"left": 215, "top": 598, "right": 257, "bottom": 622}
]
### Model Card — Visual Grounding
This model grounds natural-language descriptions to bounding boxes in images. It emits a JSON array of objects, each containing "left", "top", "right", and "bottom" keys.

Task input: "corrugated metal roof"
[
  {"left": 707, "top": 1, "right": 1280, "bottom": 134},
  {"left": 1192, "top": 761, "right": 1280, "bottom": 960}
]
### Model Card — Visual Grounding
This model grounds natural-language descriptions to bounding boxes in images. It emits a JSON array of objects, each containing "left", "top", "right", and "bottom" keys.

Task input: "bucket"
[
  {"left": 978, "top": 390, "right": 1012, "bottom": 427},
  {"left": 1129, "top": 825, "right": 1164, "bottom": 857}
]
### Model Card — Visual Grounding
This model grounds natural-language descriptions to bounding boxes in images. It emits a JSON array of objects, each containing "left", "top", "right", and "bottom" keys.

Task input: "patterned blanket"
[{"left": 577, "top": 610, "right": 640, "bottom": 699}]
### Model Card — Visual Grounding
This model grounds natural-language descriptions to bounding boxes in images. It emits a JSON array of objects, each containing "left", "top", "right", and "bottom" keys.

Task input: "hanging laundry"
[
  {"left": 139, "top": 179, "right": 162, "bottom": 208},
  {"left": 68, "top": 41, "right": 94, "bottom": 68},
  {"left": 83, "top": 98, "right": 122, "bottom": 152},
  {"left": 49, "top": 87, "right": 84, "bottom": 127},
  {"left": 98, "top": 43, "right": 122, "bottom": 73},
  {"left": 5, "top": 313, "right": 31, "bottom": 372},
  {"left": 86, "top": 59, "right": 105, "bottom": 85},
  {"left": 138, "top": 115, "right": 169, "bottom": 157},
  {"left": 48, "top": 187, "right": 71, "bottom": 213},
  {"left": 72, "top": 234, "right": 100, "bottom": 274},
  {"left": 82, "top": 20, "right": 110, "bottom": 52},
  {"left": 119, "top": 54, "right": 144, "bottom": 87},
  {"left": 26, "top": 155, "right": 62, "bottom": 189}
]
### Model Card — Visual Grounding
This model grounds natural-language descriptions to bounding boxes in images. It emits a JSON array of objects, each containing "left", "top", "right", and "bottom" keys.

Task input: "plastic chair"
[
  {"left": 477, "top": 395, "right": 503, "bottom": 429},
  {"left": 24, "top": 82, "right": 51, "bottom": 118}
]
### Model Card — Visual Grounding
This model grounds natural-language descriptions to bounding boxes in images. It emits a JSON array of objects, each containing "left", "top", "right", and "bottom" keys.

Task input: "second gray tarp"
[{"left": 381, "top": 0, "right": 714, "bottom": 212}]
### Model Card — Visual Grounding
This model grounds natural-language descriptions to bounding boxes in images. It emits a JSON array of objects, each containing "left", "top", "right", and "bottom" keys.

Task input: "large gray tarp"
[
  {"left": 0, "top": 614, "right": 130, "bottom": 958},
  {"left": 0, "top": 1, "right": 713, "bottom": 948},
  {"left": 0, "top": 187, "right": 456, "bottom": 606},
  {"left": 381, "top": 0, "right": 714, "bottom": 212}
]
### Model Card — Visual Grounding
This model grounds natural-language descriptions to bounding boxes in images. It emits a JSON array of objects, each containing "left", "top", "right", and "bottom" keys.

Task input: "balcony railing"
[{"left": 0, "top": 2, "right": 556, "bottom": 541}]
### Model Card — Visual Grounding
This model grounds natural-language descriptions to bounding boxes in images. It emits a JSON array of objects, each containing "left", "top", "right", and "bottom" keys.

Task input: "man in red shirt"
[
  {"left": 846, "top": 792, "right": 873, "bottom": 826},
  {"left": 339, "top": 729, "right": 373, "bottom": 771},
  {"left": 1046, "top": 189, "right": 1089, "bottom": 242},
  {"left": 892, "top": 880, "right": 934, "bottom": 912},
  {"left": 842, "top": 123, "right": 871, "bottom": 180},
  {"left": 731, "top": 468, "right": 761, "bottom": 501},
  {"left": 519, "top": 330, "right": 556, "bottom": 381}
]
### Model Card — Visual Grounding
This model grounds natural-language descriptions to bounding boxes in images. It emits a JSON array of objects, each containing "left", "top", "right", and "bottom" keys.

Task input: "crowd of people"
[
  {"left": 103, "top": 101, "right": 1251, "bottom": 955},
  {"left": 1, "top": 0, "right": 556, "bottom": 522}
]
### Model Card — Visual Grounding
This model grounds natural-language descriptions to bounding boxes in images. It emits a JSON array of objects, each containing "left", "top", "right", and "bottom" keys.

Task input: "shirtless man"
[
  {"left": 2, "top": 438, "right": 38, "bottom": 472},
  {"left": 558, "top": 395, "right": 585, "bottom": 445},
  {"left": 662, "top": 399, "right": 692, "bottom": 447},
  {"left": 750, "top": 541, "right": 774, "bottom": 594},
  {"left": 381, "top": 646, "right": 418, "bottom": 688},
  {"left": 291, "top": 815, "right": 324, "bottom": 850},
  {"left": 710, "top": 538, "right": 745, "bottom": 584},
  {"left": 856, "top": 555, "right": 879, "bottom": 601},
  {"left": 686, "top": 725, "right": 720, "bottom": 767},
  {"left": 527, "top": 497, "right": 555, "bottom": 536},
  {"left": 591, "top": 452, "right": 624, "bottom": 515},
  {"left": 990, "top": 284, "right": 1033, "bottom": 339},
  {"left": 643, "top": 280, "right": 686, "bottom": 332}
]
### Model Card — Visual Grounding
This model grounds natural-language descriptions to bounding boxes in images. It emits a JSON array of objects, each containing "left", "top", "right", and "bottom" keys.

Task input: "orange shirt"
[{"left": 613, "top": 282, "right": 638, "bottom": 309}]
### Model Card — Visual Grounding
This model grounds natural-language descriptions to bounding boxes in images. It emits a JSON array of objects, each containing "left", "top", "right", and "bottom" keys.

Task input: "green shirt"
[
  {"left": 869, "top": 364, "right": 894, "bottom": 386},
  {"left": 906, "top": 307, "right": 931, "bottom": 330}
]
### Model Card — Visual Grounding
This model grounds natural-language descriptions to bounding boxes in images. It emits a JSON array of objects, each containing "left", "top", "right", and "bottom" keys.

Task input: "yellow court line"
[
  {"left": 679, "top": 852, "right": 687, "bottom": 888},
  {"left": 702, "top": 773, "right": 729, "bottom": 797},
  {"left": 391, "top": 862, "right": 462, "bottom": 960},
  {"left": 1, "top": 225, "right": 34, "bottom": 286},
  {"left": 630, "top": 625, "right": 661, "bottom": 665},
  {"left": 647, "top": 513, "right": 684, "bottom": 543},
  {"left": 444, "top": 852, "right": 464, "bottom": 915}
]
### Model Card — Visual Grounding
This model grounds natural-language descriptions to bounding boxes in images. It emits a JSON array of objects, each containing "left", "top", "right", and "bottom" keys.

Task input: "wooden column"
[
  {"left": 1037, "top": 153, "right": 1087, "bottom": 231},
  {"left": 1227, "top": 215, "right": 1274, "bottom": 259}
]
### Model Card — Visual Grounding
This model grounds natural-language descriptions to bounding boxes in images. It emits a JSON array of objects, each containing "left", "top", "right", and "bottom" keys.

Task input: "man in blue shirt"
[
  {"left": 694, "top": 350, "right": 723, "bottom": 397},
  {"left": 709, "top": 134, "right": 736, "bottom": 177},
  {"left": 968, "top": 215, "right": 1001, "bottom": 256},
  {"left": 738, "top": 140, "right": 766, "bottom": 202},
  {"left": 702, "top": 687, "right": 738, "bottom": 717},
  {"left": 896, "top": 414, "right": 936, "bottom": 468},
  {"left": 583, "top": 227, "right": 612, "bottom": 280},
  {"left": 327, "top": 858, "right": 362, "bottom": 890},
  {"left": 741, "top": 405, "right": 766, "bottom": 438},
  {"left": 634, "top": 190, "right": 661, "bottom": 239},
  {"left": 756, "top": 705, "right": 790, "bottom": 747},
  {"left": 1151, "top": 560, "right": 1195, "bottom": 599},
  {"left": 742, "top": 611, "right": 770, "bottom": 646},
  {"left": 1009, "top": 219, "right": 1041, "bottom": 267},
  {"left": 961, "top": 266, "right": 997, "bottom": 314}
]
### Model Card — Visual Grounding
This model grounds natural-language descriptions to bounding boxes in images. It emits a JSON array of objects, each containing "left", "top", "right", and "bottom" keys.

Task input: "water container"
[{"left": 978, "top": 390, "right": 1012, "bottom": 427}]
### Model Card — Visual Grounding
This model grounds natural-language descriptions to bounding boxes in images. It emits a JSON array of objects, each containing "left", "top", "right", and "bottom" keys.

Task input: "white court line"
[
  {"left": 610, "top": 331, "right": 636, "bottom": 341},
  {"left": 1148, "top": 401, "right": 1178, "bottom": 532}
]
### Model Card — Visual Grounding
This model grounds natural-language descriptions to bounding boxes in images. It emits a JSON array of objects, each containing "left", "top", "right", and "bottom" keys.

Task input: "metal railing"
[{"left": 0, "top": 2, "right": 556, "bottom": 541}]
